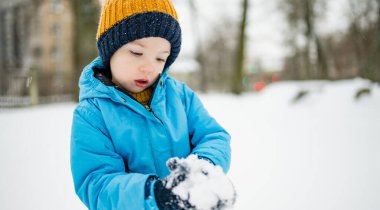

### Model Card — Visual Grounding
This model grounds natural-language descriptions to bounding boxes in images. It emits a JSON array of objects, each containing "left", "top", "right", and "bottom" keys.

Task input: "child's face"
[{"left": 110, "top": 37, "right": 171, "bottom": 93}]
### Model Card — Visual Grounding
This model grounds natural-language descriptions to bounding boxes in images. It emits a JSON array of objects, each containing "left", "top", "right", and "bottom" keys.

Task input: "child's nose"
[{"left": 139, "top": 61, "right": 154, "bottom": 73}]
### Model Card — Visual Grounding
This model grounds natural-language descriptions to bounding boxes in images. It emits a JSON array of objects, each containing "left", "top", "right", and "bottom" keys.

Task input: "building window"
[
  {"left": 0, "top": 11, "right": 5, "bottom": 69},
  {"left": 52, "top": 22, "right": 61, "bottom": 36},
  {"left": 0, "top": 5, "right": 25, "bottom": 70},
  {"left": 4, "top": 10, "right": 14, "bottom": 69},
  {"left": 51, "top": 21, "right": 63, "bottom": 94},
  {"left": 51, "top": 45, "right": 61, "bottom": 61},
  {"left": 13, "top": 6, "right": 22, "bottom": 68},
  {"left": 51, "top": 23, "right": 62, "bottom": 61},
  {"left": 51, "top": 0, "right": 63, "bottom": 12}
]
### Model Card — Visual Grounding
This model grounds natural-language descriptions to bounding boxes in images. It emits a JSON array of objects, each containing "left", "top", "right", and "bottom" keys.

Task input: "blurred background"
[
  {"left": 0, "top": 0, "right": 380, "bottom": 210},
  {"left": 0, "top": 0, "right": 379, "bottom": 106}
]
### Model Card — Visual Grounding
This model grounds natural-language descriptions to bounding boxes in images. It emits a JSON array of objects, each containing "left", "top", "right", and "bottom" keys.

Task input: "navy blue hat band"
[{"left": 97, "top": 12, "right": 182, "bottom": 69}]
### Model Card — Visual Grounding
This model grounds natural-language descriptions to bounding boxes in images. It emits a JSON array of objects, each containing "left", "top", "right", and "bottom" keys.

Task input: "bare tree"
[
  {"left": 201, "top": 20, "right": 238, "bottom": 92},
  {"left": 188, "top": 0, "right": 207, "bottom": 92},
  {"left": 374, "top": 0, "right": 380, "bottom": 82},
  {"left": 186, "top": 0, "right": 239, "bottom": 92},
  {"left": 365, "top": 0, "right": 380, "bottom": 82},
  {"left": 232, "top": 0, "right": 249, "bottom": 94},
  {"left": 282, "top": 0, "right": 328, "bottom": 80},
  {"left": 69, "top": 0, "right": 99, "bottom": 101},
  {"left": 347, "top": 0, "right": 379, "bottom": 81}
]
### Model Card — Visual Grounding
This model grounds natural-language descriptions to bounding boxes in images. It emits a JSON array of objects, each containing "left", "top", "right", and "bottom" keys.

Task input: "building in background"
[{"left": 0, "top": 0, "right": 74, "bottom": 97}]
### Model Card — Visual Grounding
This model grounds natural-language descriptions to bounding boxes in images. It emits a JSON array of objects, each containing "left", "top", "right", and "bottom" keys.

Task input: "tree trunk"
[
  {"left": 303, "top": 0, "right": 313, "bottom": 79},
  {"left": 188, "top": 0, "right": 207, "bottom": 92},
  {"left": 232, "top": 0, "right": 249, "bottom": 94},
  {"left": 365, "top": 0, "right": 380, "bottom": 82},
  {"left": 70, "top": 0, "right": 99, "bottom": 102},
  {"left": 376, "top": 0, "right": 380, "bottom": 82},
  {"left": 316, "top": 35, "right": 329, "bottom": 79},
  {"left": 27, "top": 0, "right": 42, "bottom": 104},
  {"left": 348, "top": 0, "right": 367, "bottom": 79},
  {"left": 29, "top": 66, "right": 39, "bottom": 106}
]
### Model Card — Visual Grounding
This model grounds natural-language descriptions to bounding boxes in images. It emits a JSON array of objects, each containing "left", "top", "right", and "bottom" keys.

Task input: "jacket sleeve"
[
  {"left": 70, "top": 101, "right": 151, "bottom": 210},
  {"left": 182, "top": 85, "right": 232, "bottom": 173}
]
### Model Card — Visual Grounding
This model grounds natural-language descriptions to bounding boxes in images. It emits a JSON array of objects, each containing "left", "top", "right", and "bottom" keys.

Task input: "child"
[{"left": 70, "top": 0, "right": 235, "bottom": 209}]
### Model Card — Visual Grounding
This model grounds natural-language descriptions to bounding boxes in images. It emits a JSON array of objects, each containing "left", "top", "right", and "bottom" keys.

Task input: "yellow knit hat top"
[
  {"left": 96, "top": 0, "right": 179, "bottom": 39},
  {"left": 96, "top": 0, "right": 182, "bottom": 69}
]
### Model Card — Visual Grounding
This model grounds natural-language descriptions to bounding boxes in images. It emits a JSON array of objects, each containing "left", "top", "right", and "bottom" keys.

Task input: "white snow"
[
  {"left": 0, "top": 78, "right": 380, "bottom": 210},
  {"left": 165, "top": 155, "right": 236, "bottom": 210}
]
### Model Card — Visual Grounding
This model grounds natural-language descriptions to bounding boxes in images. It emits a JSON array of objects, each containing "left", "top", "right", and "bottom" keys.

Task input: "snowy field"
[{"left": 0, "top": 78, "right": 380, "bottom": 210}]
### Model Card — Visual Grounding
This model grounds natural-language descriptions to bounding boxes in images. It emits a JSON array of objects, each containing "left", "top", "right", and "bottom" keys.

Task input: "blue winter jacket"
[{"left": 70, "top": 57, "right": 231, "bottom": 210}]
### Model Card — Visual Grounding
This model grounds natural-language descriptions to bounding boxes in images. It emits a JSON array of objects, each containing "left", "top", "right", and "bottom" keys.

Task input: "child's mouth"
[{"left": 134, "top": 79, "right": 149, "bottom": 88}]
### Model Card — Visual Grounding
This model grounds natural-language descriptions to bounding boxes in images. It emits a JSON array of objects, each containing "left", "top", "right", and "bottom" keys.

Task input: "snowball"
[{"left": 165, "top": 155, "right": 236, "bottom": 210}]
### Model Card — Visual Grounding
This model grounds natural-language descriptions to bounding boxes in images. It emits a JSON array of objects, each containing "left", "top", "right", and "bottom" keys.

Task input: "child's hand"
[{"left": 154, "top": 155, "right": 236, "bottom": 210}]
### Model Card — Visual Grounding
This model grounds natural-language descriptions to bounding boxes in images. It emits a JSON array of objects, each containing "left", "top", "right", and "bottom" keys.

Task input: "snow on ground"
[
  {"left": 0, "top": 78, "right": 379, "bottom": 210},
  {"left": 0, "top": 103, "right": 82, "bottom": 210}
]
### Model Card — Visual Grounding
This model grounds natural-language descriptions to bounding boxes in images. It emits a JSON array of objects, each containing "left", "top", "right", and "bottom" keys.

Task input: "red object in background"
[
  {"left": 271, "top": 74, "right": 280, "bottom": 83},
  {"left": 253, "top": 81, "right": 266, "bottom": 92}
]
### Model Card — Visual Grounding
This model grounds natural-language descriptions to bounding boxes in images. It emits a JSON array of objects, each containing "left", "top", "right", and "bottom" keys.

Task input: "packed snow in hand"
[{"left": 165, "top": 155, "right": 236, "bottom": 210}]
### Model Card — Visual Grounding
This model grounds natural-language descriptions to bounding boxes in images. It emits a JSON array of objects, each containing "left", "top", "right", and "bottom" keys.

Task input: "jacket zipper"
[
  {"left": 115, "top": 76, "right": 174, "bottom": 174},
  {"left": 144, "top": 105, "right": 163, "bottom": 124},
  {"left": 144, "top": 104, "right": 175, "bottom": 176},
  {"left": 144, "top": 104, "right": 175, "bottom": 172}
]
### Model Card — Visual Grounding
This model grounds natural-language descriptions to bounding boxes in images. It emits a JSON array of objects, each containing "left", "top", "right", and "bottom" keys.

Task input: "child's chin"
[{"left": 132, "top": 87, "right": 146, "bottom": 93}]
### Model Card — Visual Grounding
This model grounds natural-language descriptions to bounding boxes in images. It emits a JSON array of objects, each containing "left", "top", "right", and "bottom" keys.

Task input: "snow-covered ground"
[{"left": 0, "top": 78, "right": 379, "bottom": 210}]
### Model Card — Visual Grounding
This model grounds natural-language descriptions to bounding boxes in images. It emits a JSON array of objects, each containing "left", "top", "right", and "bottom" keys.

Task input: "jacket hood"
[{"left": 78, "top": 57, "right": 114, "bottom": 102}]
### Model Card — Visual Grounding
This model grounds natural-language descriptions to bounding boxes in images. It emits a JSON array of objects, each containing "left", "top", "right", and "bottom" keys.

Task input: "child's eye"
[
  {"left": 157, "top": 58, "right": 166, "bottom": 63},
  {"left": 130, "top": 50, "right": 143, "bottom": 56}
]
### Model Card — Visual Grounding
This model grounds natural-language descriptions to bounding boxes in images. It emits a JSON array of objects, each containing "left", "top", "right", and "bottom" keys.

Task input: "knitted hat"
[{"left": 96, "top": 0, "right": 182, "bottom": 69}]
